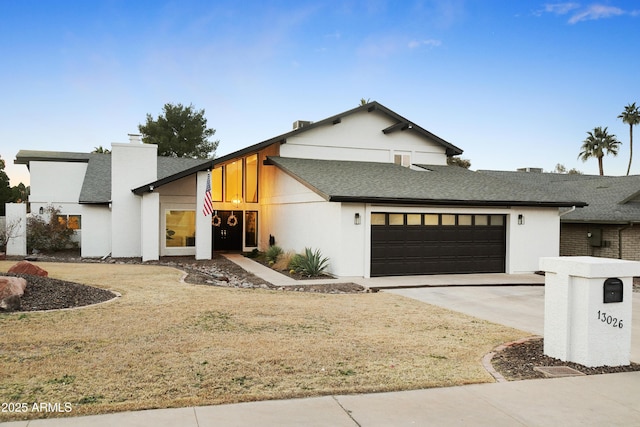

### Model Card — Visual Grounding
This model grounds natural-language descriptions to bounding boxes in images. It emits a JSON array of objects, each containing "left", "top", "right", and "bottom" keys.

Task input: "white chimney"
[{"left": 128, "top": 133, "right": 142, "bottom": 144}]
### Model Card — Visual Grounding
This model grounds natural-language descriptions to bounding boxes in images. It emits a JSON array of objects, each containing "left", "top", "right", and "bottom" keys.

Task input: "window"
[
  {"left": 245, "top": 211, "right": 258, "bottom": 247},
  {"left": 490, "top": 215, "right": 504, "bottom": 226},
  {"left": 389, "top": 214, "right": 404, "bottom": 225},
  {"left": 424, "top": 214, "right": 439, "bottom": 225},
  {"left": 458, "top": 215, "right": 473, "bottom": 226},
  {"left": 211, "top": 167, "right": 223, "bottom": 202},
  {"left": 441, "top": 214, "right": 456, "bottom": 225},
  {"left": 407, "top": 214, "right": 422, "bottom": 225},
  {"left": 56, "top": 214, "right": 81, "bottom": 230},
  {"left": 394, "top": 153, "right": 411, "bottom": 167},
  {"left": 225, "top": 161, "right": 243, "bottom": 204},
  {"left": 475, "top": 215, "right": 488, "bottom": 226},
  {"left": 245, "top": 154, "right": 258, "bottom": 203},
  {"left": 371, "top": 213, "right": 386, "bottom": 225},
  {"left": 166, "top": 210, "right": 196, "bottom": 247}
]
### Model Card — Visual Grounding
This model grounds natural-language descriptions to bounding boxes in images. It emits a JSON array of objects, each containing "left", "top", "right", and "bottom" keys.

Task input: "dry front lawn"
[{"left": 0, "top": 261, "right": 523, "bottom": 421}]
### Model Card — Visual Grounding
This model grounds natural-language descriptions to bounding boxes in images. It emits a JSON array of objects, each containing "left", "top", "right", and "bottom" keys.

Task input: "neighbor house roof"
[
  {"left": 132, "top": 101, "right": 464, "bottom": 194},
  {"left": 265, "top": 157, "right": 587, "bottom": 208},
  {"left": 15, "top": 150, "right": 209, "bottom": 204},
  {"left": 479, "top": 170, "right": 640, "bottom": 223}
]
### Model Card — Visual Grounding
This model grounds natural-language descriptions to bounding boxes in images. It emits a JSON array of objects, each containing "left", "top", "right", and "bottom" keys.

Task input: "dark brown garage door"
[{"left": 370, "top": 213, "right": 506, "bottom": 276}]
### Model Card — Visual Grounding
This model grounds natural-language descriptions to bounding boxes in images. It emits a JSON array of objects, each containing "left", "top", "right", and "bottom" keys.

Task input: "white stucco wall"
[
  {"left": 141, "top": 192, "right": 160, "bottom": 261},
  {"left": 506, "top": 207, "right": 560, "bottom": 274},
  {"left": 5, "top": 203, "right": 27, "bottom": 256},
  {"left": 29, "top": 161, "right": 87, "bottom": 204},
  {"left": 280, "top": 110, "right": 448, "bottom": 165},
  {"left": 111, "top": 142, "right": 157, "bottom": 257},
  {"left": 195, "top": 171, "right": 212, "bottom": 260},
  {"left": 260, "top": 167, "right": 343, "bottom": 275},
  {"left": 80, "top": 205, "right": 111, "bottom": 257}
]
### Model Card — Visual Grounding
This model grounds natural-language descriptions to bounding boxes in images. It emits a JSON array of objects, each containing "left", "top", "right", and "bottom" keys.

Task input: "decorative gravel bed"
[
  {"left": 0, "top": 273, "right": 117, "bottom": 311},
  {"left": 491, "top": 337, "right": 640, "bottom": 380}
]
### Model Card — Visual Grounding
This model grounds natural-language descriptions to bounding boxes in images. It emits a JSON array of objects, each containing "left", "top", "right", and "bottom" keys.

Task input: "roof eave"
[
  {"left": 328, "top": 195, "right": 587, "bottom": 208},
  {"left": 132, "top": 160, "right": 215, "bottom": 195}
]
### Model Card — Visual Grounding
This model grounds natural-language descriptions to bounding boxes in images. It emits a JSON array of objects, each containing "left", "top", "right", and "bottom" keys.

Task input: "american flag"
[{"left": 202, "top": 171, "right": 213, "bottom": 216}]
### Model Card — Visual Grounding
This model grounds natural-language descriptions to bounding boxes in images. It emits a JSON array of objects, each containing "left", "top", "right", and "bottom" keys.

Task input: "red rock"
[
  {"left": 8, "top": 261, "right": 48, "bottom": 277},
  {"left": 0, "top": 276, "right": 27, "bottom": 300}
]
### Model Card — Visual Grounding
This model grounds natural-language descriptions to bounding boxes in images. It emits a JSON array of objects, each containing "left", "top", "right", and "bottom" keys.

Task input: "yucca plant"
[
  {"left": 289, "top": 247, "right": 329, "bottom": 277},
  {"left": 265, "top": 245, "right": 283, "bottom": 265}
]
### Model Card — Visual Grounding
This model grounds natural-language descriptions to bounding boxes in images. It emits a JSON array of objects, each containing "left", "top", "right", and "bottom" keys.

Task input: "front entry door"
[{"left": 213, "top": 210, "right": 243, "bottom": 252}]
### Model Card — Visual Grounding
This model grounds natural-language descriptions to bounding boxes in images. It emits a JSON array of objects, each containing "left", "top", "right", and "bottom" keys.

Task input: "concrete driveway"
[{"left": 387, "top": 286, "right": 640, "bottom": 362}]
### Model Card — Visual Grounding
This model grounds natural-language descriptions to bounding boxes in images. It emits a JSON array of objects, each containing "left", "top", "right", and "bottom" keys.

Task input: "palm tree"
[
  {"left": 618, "top": 102, "right": 640, "bottom": 175},
  {"left": 578, "top": 126, "right": 621, "bottom": 176}
]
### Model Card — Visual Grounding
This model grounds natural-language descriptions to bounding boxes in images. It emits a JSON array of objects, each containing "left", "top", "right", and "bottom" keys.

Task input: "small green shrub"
[
  {"left": 265, "top": 245, "right": 283, "bottom": 264},
  {"left": 289, "top": 247, "right": 329, "bottom": 277},
  {"left": 244, "top": 248, "right": 261, "bottom": 259},
  {"left": 27, "top": 206, "right": 77, "bottom": 253}
]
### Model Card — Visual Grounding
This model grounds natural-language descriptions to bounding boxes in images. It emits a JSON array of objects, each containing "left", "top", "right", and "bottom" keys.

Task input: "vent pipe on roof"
[
  {"left": 128, "top": 133, "right": 142, "bottom": 144},
  {"left": 293, "top": 120, "right": 312, "bottom": 130},
  {"left": 517, "top": 167, "right": 543, "bottom": 173}
]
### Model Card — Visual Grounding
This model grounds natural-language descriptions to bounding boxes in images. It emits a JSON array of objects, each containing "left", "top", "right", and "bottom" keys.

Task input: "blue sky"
[{"left": 2, "top": 0, "right": 639, "bottom": 186}]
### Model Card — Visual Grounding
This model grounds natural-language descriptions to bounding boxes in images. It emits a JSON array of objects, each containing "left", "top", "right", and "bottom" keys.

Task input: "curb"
[{"left": 482, "top": 335, "right": 543, "bottom": 383}]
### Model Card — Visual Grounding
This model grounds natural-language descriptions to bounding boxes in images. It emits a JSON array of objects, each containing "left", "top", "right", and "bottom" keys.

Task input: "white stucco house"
[{"left": 15, "top": 102, "right": 586, "bottom": 277}]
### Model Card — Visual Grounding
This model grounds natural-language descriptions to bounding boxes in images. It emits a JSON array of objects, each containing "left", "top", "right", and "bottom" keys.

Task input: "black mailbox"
[{"left": 603, "top": 278, "right": 623, "bottom": 303}]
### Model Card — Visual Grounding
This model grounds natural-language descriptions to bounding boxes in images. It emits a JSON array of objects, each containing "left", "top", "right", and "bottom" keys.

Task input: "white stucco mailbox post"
[{"left": 540, "top": 256, "right": 640, "bottom": 367}]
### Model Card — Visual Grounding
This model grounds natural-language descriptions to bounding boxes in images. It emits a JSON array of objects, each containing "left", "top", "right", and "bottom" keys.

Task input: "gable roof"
[
  {"left": 479, "top": 170, "right": 640, "bottom": 223},
  {"left": 132, "top": 101, "right": 464, "bottom": 194},
  {"left": 265, "top": 156, "right": 587, "bottom": 208}
]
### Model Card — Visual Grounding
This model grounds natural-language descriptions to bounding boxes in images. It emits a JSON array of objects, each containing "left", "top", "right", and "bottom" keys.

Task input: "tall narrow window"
[
  {"left": 211, "top": 167, "right": 223, "bottom": 202},
  {"left": 245, "top": 211, "right": 258, "bottom": 247},
  {"left": 225, "top": 161, "right": 243, "bottom": 204},
  {"left": 245, "top": 154, "right": 258, "bottom": 203}
]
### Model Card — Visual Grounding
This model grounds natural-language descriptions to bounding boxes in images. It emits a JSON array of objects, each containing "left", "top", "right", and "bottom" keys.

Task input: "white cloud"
[
  {"left": 538, "top": 3, "right": 630, "bottom": 24},
  {"left": 542, "top": 2, "right": 580, "bottom": 15},
  {"left": 408, "top": 39, "right": 442, "bottom": 49},
  {"left": 568, "top": 4, "right": 624, "bottom": 23}
]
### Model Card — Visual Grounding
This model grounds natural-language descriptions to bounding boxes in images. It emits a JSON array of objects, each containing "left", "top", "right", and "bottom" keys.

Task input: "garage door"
[{"left": 370, "top": 213, "right": 506, "bottom": 276}]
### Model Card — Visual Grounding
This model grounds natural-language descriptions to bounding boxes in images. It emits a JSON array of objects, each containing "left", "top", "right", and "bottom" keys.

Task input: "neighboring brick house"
[{"left": 480, "top": 170, "right": 640, "bottom": 262}]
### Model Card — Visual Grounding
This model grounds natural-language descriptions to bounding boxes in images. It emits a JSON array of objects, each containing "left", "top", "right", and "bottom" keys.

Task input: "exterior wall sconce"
[
  {"left": 39, "top": 207, "right": 44, "bottom": 214},
  {"left": 354, "top": 213, "right": 361, "bottom": 225},
  {"left": 518, "top": 214, "right": 524, "bottom": 225}
]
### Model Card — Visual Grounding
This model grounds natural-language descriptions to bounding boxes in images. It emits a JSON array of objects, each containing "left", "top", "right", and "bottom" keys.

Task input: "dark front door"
[{"left": 213, "top": 210, "right": 243, "bottom": 252}]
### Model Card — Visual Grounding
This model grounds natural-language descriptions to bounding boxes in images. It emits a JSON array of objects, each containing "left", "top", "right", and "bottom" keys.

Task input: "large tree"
[
  {"left": 618, "top": 102, "right": 640, "bottom": 176},
  {"left": 578, "top": 126, "right": 621, "bottom": 176},
  {"left": 138, "top": 103, "right": 219, "bottom": 158}
]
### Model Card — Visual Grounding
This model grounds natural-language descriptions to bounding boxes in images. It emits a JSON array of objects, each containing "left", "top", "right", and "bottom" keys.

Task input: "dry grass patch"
[{"left": 0, "top": 261, "right": 524, "bottom": 421}]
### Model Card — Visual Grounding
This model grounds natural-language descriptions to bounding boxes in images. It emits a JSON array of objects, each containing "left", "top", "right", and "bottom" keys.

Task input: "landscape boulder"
[
  {"left": 0, "top": 276, "right": 28, "bottom": 311},
  {"left": 8, "top": 261, "right": 48, "bottom": 277}
]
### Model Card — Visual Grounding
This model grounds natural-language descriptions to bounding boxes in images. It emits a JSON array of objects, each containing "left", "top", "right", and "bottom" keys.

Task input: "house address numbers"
[{"left": 597, "top": 310, "right": 624, "bottom": 328}]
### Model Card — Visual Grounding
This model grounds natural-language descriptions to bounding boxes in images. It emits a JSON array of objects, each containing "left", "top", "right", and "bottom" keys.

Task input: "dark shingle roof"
[
  {"left": 479, "top": 170, "right": 640, "bottom": 223},
  {"left": 79, "top": 154, "right": 111, "bottom": 203},
  {"left": 266, "top": 157, "right": 586, "bottom": 207}
]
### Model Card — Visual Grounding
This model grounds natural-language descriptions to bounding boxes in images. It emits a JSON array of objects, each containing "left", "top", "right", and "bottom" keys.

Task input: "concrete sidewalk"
[{"left": 5, "top": 371, "right": 640, "bottom": 426}]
